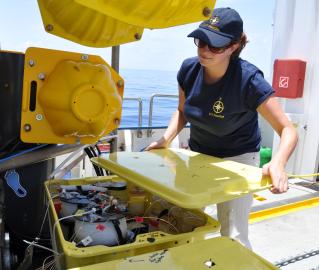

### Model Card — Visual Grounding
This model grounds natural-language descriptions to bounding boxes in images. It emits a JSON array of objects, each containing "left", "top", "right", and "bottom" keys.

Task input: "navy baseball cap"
[{"left": 188, "top": 7, "right": 243, "bottom": 48}]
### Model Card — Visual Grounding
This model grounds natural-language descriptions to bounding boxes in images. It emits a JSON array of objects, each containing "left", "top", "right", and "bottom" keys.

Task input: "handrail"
[
  {"left": 123, "top": 97, "right": 143, "bottom": 137},
  {"left": 0, "top": 144, "right": 86, "bottom": 172},
  {"left": 147, "top": 94, "right": 178, "bottom": 137}
]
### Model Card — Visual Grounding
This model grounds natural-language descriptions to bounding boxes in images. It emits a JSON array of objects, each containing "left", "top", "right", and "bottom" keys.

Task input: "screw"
[
  {"left": 24, "top": 124, "right": 31, "bottom": 132},
  {"left": 134, "top": 33, "right": 141, "bottom": 40},
  {"left": 81, "top": 54, "right": 89, "bottom": 61},
  {"left": 28, "top": 59, "right": 35, "bottom": 67},
  {"left": 36, "top": 114, "right": 43, "bottom": 121},
  {"left": 4, "top": 83, "right": 9, "bottom": 88},
  {"left": 203, "top": 7, "right": 212, "bottom": 17},
  {"left": 46, "top": 24, "right": 54, "bottom": 32},
  {"left": 38, "top": 73, "right": 46, "bottom": 80},
  {"left": 117, "top": 80, "right": 124, "bottom": 87}
]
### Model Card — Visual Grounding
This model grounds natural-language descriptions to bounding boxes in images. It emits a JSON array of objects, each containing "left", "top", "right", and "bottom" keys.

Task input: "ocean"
[{"left": 119, "top": 69, "right": 179, "bottom": 128}]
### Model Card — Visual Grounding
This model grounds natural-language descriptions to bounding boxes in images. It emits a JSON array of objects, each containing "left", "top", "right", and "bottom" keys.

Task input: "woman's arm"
[
  {"left": 257, "top": 96, "right": 298, "bottom": 193},
  {"left": 145, "top": 87, "right": 187, "bottom": 150}
]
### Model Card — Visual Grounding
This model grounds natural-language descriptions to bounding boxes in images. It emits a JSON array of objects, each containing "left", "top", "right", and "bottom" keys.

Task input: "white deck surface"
[
  {"left": 205, "top": 179, "right": 319, "bottom": 269},
  {"left": 250, "top": 206, "right": 319, "bottom": 270}
]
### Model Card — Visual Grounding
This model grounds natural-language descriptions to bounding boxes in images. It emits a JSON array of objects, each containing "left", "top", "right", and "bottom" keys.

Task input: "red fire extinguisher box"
[{"left": 272, "top": 59, "right": 306, "bottom": 98}]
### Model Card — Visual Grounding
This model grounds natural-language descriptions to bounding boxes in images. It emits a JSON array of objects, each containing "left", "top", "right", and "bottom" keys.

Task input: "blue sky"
[{"left": 0, "top": 0, "right": 275, "bottom": 78}]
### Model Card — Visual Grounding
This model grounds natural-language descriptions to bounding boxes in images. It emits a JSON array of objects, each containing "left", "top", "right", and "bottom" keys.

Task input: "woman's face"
[{"left": 197, "top": 42, "right": 240, "bottom": 68}]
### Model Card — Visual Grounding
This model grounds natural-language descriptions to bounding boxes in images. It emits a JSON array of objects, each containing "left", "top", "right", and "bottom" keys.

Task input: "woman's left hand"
[{"left": 262, "top": 161, "right": 288, "bottom": 194}]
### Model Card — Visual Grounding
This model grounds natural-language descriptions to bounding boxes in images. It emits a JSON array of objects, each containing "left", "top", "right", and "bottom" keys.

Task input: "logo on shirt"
[{"left": 209, "top": 98, "right": 224, "bottom": 119}]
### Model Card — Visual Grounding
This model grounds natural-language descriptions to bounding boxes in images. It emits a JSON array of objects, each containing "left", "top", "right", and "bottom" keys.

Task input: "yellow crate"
[
  {"left": 70, "top": 237, "right": 279, "bottom": 270},
  {"left": 45, "top": 176, "right": 220, "bottom": 269},
  {"left": 46, "top": 149, "right": 278, "bottom": 269}
]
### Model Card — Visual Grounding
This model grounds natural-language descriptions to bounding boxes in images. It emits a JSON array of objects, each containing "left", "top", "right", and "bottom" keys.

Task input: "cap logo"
[
  {"left": 202, "top": 22, "right": 220, "bottom": 32},
  {"left": 210, "top": 16, "right": 220, "bottom": 25}
]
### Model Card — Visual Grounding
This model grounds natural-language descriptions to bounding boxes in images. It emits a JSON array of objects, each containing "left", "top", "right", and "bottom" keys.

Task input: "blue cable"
[{"left": 0, "top": 144, "right": 49, "bottom": 164}]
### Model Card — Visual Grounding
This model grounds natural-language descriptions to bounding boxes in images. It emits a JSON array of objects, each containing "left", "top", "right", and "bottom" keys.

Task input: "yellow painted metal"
[
  {"left": 37, "top": 0, "right": 144, "bottom": 47},
  {"left": 249, "top": 196, "right": 319, "bottom": 224},
  {"left": 288, "top": 173, "right": 319, "bottom": 178},
  {"left": 75, "top": 0, "right": 216, "bottom": 29},
  {"left": 253, "top": 193, "right": 267, "bottom": 201},
  {"left": 70, "top": 237, "right": 278, "bottom": 270},
  {"left": 45, "top": 176, "right": 220, "bottom": 269},
  {"left": 92, "top": 148, "right": 272, "bottom": 209},
  {"left": 21, "top": 47, "right": 123, "bottom": 144}
]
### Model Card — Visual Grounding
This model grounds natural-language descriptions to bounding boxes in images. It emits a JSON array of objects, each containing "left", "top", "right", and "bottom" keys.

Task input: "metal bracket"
[{"left": 4, "top": 169, "right": 27, "bottom": 198}]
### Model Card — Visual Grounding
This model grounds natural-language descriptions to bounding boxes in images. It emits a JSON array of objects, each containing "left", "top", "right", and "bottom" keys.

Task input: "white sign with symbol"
[{"left": 279, "top": 76, "right": 289, "bottom": 88}]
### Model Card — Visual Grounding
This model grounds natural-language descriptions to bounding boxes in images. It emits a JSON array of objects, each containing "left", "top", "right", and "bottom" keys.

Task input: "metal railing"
[
  {"left": 123, "top": 97, "right": 143, "bottom": 137},
  {"left": 147, "top": 94, "right": 178, "bottom": 137}
]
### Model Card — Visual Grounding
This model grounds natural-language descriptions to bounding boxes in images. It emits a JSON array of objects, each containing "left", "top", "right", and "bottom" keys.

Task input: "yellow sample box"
[{"left": 45, "top": 148, "right": 277, "bottom": 269}]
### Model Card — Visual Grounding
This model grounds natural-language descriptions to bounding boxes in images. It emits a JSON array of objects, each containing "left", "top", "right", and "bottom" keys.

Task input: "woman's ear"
[
  {"left": 230, "top": 43, "right": 240, "bottom": 53},
  {"left": 225, "top": 43, "right": 240, "bottom": 57}
]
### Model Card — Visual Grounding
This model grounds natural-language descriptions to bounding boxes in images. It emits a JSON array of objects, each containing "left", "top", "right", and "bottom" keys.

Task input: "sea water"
[{"left": 120, "top": 69, "right": 178, "bottom": 128}]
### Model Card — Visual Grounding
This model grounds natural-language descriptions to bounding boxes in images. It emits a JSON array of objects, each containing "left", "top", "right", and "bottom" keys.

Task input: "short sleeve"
[
  {"left": 177, "top": 61, "right": 187, "bottom": 91},
  {"left": 245, "top": 71, "right": 275, "bottom": 110}
]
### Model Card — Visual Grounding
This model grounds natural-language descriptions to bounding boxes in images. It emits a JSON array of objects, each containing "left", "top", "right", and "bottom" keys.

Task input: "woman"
[{"left": 146, "top": 7, "right": 298, "bottom": 249}]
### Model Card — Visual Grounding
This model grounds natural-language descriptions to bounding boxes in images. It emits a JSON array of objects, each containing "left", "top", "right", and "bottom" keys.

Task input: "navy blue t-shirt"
[{"left": 177, "top": 57, "right": 274, "bottom": 158}]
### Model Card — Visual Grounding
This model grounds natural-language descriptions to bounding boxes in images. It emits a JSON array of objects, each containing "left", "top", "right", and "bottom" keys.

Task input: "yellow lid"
[
  {"left": 70, "top": 236, "right": 278, "bottom": 270},
  {"left": 37, "top": 0, "right": 144, "bottom": 47},
  {"left": 76, "top": 0, "right": 216, "bottom": 29},
  {"left": 21, "top": 47, "right": 123, "bottom": 144},
  {"left": 37, "top": 0, "right": 215, "bottom": 47},
  {"left": 92, "top": 148, "right": 271, "bottom": 209}
]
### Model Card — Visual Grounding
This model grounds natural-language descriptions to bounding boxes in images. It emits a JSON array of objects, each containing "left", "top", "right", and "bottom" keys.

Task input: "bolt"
[
  {"left": 28, "top": 59, "right": 35, "bottom": 67},
  {"left": 46, "top": 24, "right": 54, "bottom": 32},
  {"left": 4, "top": 83, "right": 9, "bottom": 88},
  {"left": 203, "top": 7, "right": 212, "bottom": 17},
  {"left": 24, "top": 124, "right": 31, "bottom": 132},
  {"left": 36, "top": 114, "right": 43, "bottom": 121},
  {"left": 81, "top": 54, "right": 89, "bottom": 61},
  {"left": 38, "top": 73, "right": 46, "bottom": 80},
  {"left": 134, "top": 33, "right": 141, "bottom": 40},
  {"left": 114, "top": 118, "right": 120, "bottom": 125},
  {"left": 117, "top": 80, "right": 124, "bottom": 87}
]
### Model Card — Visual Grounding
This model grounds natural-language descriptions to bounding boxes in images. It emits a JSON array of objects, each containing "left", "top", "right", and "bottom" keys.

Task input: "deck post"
[{"left": 110, "top": 46, "right": 120, "bottom": 153}]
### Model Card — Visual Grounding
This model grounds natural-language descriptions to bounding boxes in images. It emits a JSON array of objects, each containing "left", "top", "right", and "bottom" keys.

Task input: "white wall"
[{"left": 271, "top": 0, "right": 319, "bottom": 176}]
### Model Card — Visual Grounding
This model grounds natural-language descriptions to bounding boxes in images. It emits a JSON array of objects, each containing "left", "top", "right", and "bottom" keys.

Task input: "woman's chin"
[{"left": 199, "top": 57, "right": 212, "bottom": 66}]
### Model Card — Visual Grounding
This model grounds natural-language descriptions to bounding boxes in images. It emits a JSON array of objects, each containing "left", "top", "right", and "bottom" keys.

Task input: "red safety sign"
[{"left": 272, "top": 59, "right": 306, "bottom": 98}]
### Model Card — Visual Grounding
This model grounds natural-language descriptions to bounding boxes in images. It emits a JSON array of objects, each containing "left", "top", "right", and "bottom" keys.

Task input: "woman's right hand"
[{"left": 144, "top": 137, "right": 168, "bottom": 151}]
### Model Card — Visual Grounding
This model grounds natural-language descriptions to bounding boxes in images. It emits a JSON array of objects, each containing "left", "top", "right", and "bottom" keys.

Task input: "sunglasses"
[{"left": 194, "top": 38, "right": 233, "bottom": 54}]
